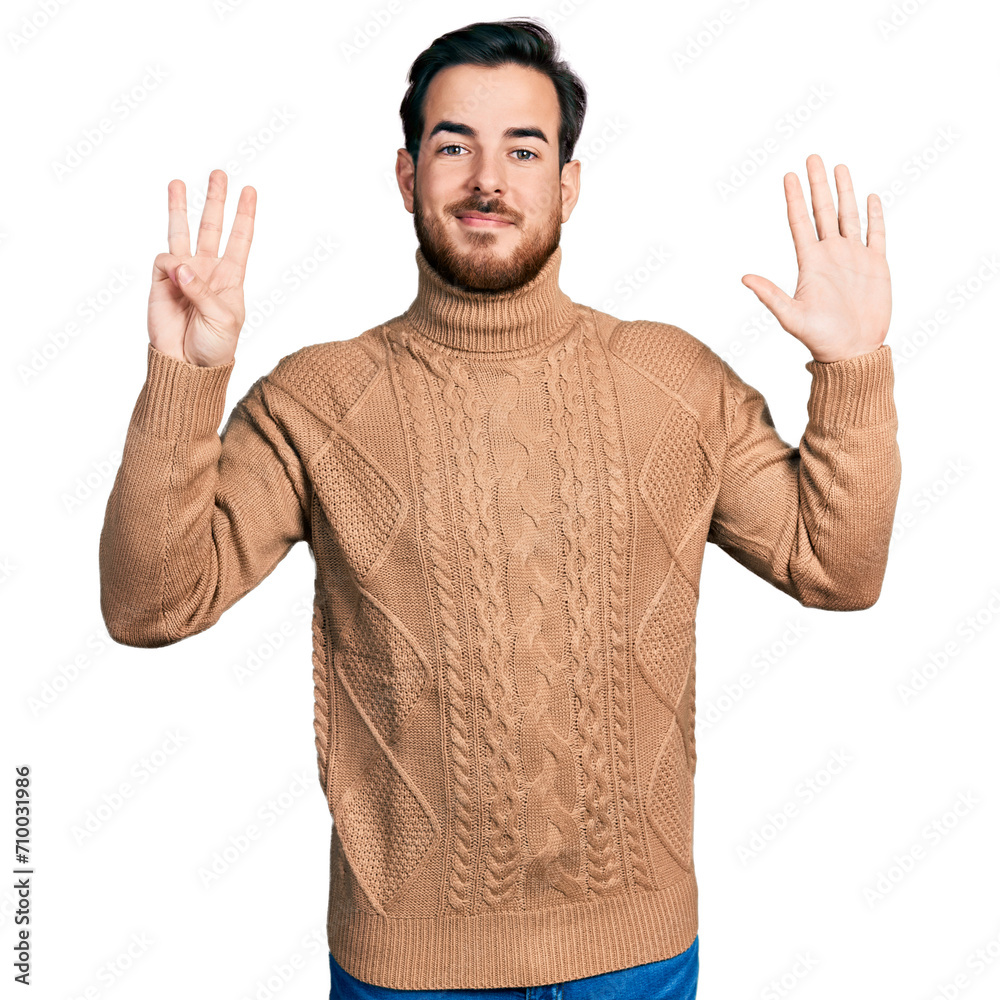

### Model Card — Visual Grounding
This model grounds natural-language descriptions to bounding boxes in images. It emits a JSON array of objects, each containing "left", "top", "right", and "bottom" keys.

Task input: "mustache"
[{"left": 449, "top": 199, "right": 523, "bottom": 224}]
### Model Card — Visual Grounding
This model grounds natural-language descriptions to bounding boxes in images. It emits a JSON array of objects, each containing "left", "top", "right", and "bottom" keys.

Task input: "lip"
[{"left": 455, "top": 212, "right": 513, "bottom": 228}]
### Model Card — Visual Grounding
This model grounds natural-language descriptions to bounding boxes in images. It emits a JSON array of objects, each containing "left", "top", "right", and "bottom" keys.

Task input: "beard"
[{"left": 412, "top": 184, "right": 562, "bottom": 293}]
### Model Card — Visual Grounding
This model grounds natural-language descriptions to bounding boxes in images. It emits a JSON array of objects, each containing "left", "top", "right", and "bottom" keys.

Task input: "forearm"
[
  {"left": 792, "top": 344, "right": 900, "bottom": 607},
  {"left": 99, "top": 344, "right": 309, "bottom": 646},
  {"left": 710, "top": 344, "right": 901, "bottom": 610}
]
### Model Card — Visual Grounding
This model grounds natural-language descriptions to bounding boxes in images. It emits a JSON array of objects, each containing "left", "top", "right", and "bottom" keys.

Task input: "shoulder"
[
  {"left": 599, "top": 312, "right": 730, "bottom": 404},
  {"left": 261, "top": 326, "right": 386, "bottom": 427}
]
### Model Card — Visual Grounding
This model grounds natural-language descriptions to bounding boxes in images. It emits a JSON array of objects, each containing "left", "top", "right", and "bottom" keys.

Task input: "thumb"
[
  {"left": 741, "top": 273, "right": 799, "bottom": 331},
  {"left": 173, "top": 263, "right": 235, "bottom": 330}
]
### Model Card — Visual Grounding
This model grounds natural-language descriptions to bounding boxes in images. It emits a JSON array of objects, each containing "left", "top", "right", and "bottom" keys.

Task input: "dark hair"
[{"left": 399, "top": 18, "right": 587, "bottom": 173}]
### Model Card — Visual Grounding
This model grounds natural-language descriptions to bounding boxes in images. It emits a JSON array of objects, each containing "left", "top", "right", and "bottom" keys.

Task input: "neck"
[{"left": 401, "top": 244, "right": 576, "bottom": 354}]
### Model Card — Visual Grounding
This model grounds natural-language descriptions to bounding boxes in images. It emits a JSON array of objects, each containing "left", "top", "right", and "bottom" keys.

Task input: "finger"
[
  {"left": 220, "top": 185, "right": 257, "bottom": 278},
  {"left": 174, "top": 262, "right": 237, "bottom": 330},
  {"left": 195, "top": 169, "right": 228, "bottom": 258},
  {"left": 784, "top": 171, "right": 816, "bottom": 266},
  {"left": 150, "top": 252, "right": 183, "bottom": 302},
  {"left": 805, "top": 153, "right": 838, "bottom": 241},
  {"left": 834, "top": 163, "right": 862, "bottom": 241},
  {"left": 865, "top": 193, "right": 886, "bottom": 256},
  {"left": 741, "top": 273, "right": 797, "bottom": 328},
  {"left": 167, "top": 179, "right": 190, "bottom": 258}
]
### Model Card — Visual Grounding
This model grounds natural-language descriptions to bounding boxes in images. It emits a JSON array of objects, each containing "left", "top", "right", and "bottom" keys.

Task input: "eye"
[{"left": 436, "top": 145, "right": 538, "bottom": 160}]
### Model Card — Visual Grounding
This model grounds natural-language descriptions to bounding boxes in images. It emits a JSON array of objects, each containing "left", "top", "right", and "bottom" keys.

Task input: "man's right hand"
[{"left": 147, "top": 169, "right": 256, "bottom": 368}]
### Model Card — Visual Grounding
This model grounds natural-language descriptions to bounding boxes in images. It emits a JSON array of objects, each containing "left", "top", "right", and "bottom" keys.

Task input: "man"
[{"left": 99, "top": 17, "right": 900, "bottom": 998}]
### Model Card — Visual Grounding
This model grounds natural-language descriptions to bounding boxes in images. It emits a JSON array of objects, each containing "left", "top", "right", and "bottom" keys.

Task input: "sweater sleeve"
[
  {"left": 706, "top": 343, "right": 901, "bottom": 610},
  {"left": 99, "top": 342, "right": 311, "bottom": 647}
]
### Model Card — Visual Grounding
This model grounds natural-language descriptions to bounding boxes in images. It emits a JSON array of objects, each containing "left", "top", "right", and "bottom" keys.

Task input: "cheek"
[
  {"left": 519, "top": 185, "right": 560, "bottom": 221},
  {"left": 419, "top": 170, "right": 460, "bottom": 208}
]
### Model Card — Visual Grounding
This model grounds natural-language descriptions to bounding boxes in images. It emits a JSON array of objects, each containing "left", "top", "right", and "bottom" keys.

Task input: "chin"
[{"left": 455, "top": 239, "right": 517, "bottom": 261}]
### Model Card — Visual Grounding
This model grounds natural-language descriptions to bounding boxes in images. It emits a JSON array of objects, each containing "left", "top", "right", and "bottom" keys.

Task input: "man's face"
[{"left": 396, "top": 61, "right": 581, "bottom": 292}]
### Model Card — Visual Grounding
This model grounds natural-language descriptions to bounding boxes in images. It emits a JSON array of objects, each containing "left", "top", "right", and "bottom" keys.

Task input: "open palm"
[
  {"left": 741, "top": 154, "right": 891, "bottom": 364},
  {"left": 147, "top": 169, "right": 257, "bottom": 368}
]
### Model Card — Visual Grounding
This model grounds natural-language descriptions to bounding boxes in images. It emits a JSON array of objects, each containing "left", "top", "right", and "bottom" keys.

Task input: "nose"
[{"left": 468, "top": 152, "right": 505, "bottom": 200}]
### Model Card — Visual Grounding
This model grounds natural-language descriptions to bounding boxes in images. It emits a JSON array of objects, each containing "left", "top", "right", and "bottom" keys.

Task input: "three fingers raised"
[{"left": 166, "top": 170, "right": 256, "bottom": 273}]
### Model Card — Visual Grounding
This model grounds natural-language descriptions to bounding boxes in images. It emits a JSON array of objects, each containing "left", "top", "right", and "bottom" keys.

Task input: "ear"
[
  {"left": 396, "top": 148, "right": 416, "bottom": 214},
  {"left": 560, "top": 158, "right": 581, "bottom": 223}
]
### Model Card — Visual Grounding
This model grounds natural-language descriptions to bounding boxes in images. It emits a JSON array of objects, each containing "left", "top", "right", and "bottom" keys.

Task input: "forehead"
[{"left": 422, "top": 62, "right": 560, "bottom": 132}]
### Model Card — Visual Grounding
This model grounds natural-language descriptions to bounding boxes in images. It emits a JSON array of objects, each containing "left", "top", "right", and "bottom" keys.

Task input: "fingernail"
[{"left": 178, "top": 265, "right": 194, "bottom": 284}]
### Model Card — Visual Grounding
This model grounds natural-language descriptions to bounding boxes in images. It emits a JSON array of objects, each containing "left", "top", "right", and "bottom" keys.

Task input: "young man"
[{"left": 99, "top": 17, "right": 899, "bottom": 998}]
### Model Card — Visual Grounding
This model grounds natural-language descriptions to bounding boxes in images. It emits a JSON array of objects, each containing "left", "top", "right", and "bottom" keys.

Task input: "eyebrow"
[{"left": 427, "top": 120, "right": 549, "bottom": 145}]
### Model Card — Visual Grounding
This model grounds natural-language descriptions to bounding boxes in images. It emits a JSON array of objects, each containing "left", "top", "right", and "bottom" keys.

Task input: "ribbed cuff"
[
  {"left": 804, "top": 343, "right": 896, "bottom": 429},
  {"left": 134, "top": 342, "right": 235, "bottom": 441}
]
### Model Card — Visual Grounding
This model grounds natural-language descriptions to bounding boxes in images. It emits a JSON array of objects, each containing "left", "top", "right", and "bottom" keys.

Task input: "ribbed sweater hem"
[{"left": 328, "top": 873, "right": 698, "bottom": 990}]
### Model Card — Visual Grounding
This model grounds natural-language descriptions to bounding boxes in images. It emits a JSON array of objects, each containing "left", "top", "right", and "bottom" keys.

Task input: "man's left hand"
[{"left": 741, "top": 153, "right": 891, "bottom": 364}]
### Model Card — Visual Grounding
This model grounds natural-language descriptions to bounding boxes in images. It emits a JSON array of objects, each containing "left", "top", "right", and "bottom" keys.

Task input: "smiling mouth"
[{"left": 455, "top": 213, "right": 514, "bottom": 228}]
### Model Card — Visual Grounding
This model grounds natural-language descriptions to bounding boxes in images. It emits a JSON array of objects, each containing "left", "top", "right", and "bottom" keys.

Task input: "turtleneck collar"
[{"left": 399, "top": 244, "right": 576, "bottom": 355}]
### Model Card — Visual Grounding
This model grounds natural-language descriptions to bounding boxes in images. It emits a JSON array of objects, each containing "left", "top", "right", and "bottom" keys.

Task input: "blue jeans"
[{"left": 329, "top": 934, "right": 698, "bottom": 999}]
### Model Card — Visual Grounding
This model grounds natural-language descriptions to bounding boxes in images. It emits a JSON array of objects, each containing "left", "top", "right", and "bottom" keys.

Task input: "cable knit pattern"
[
  {"left": 425, "top": 343, "right": 525, "bottom": 912},
  {"left": 547, "top": 323, "right": 620, "bottom": 896},
  {"left": 579, "top": 311, "right": 653, "bottom": 892},
  {"left": 311, "top": 591, "right": 333, "bottom": 798},
  {"left": 99, "top": 244, "right": 901, "bottom": 989}
]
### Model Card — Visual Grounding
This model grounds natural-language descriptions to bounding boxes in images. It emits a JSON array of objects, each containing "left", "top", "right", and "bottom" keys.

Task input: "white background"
[{"left": 3, "top": 0, "right": 999, "bottom": 997}]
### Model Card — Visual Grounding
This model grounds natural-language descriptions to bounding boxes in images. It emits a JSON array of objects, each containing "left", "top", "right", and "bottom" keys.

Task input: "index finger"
[
  {"left": 220, "top": 185, "right": 257, "bottom": 276},
  {"left": 783, "top": 170, "right": 817, "bottom": 266},
  {"left": 167, "top": 178, "right": 190, "bottom": 258}
]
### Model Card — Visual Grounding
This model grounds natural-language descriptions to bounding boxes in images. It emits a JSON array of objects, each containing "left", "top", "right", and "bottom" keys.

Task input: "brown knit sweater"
[{"left": 99, "top": 244, "right": 901, "bottom": 989}]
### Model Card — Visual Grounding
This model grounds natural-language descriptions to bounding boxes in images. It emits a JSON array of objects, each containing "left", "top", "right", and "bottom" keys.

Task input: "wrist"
[{"left": 810, "top": 343, "right": 885, "bottom": 364}]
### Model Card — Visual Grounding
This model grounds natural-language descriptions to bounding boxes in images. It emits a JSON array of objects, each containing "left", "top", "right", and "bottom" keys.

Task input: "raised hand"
[
  {"left": 740, "top": 153, "right": 891, "bottom": 364},
  {"left": 147, "top": 169, "right": 256, "bottom": 368}
]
